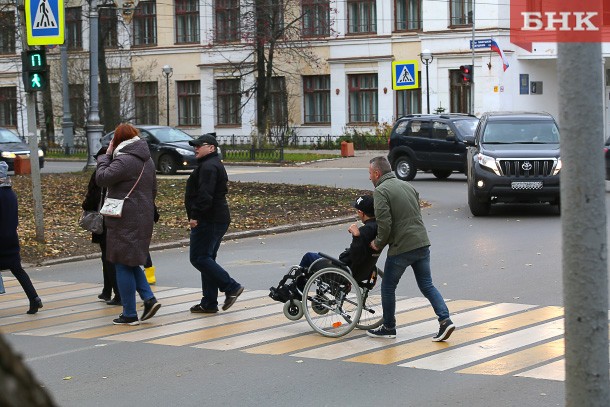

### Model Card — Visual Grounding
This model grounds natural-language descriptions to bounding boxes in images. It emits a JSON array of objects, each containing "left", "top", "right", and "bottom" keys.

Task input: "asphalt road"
[{"left": 2, "top": 157, "right": 608, "bottom": 406}]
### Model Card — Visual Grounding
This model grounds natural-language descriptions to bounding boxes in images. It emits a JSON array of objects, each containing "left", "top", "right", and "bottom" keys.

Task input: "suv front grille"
[{"left": 497, "top": 159, "right": 557, "bottom": 177}]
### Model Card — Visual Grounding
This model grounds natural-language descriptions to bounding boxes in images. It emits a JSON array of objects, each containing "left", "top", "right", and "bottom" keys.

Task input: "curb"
[{"left": 34, "top": 215, "right": 355, "bottom": 267}]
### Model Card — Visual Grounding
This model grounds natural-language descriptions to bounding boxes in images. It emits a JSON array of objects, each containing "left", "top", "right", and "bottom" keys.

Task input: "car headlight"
[
  {"left": 476, "top": 153, "right": 501, "bottom": 176},
  {"left": 175, "top": 148, "right": 195, "bottom": 156},
  {"left": 553, "top": 158, "right": 562, "bottom": 175},
  {"left": 1, "top": 151, "right": 16, "bottom": 158},
  {"left": 38, "top": 149, "right": 44, "bottom": 157}
]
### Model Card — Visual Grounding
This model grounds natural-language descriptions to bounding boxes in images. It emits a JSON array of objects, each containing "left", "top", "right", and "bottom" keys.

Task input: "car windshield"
[
  {"left": 146, "top": 127, "right": 194, "bottom": 143},
  {"left": 453, "top": 119, "right": 478, "bottom": 138},
  {"left": 482, "top": 120, "right": 560, "bottom": 144},
  {"left": 0, "top": 129, "right": 23, "bottom": 143}
]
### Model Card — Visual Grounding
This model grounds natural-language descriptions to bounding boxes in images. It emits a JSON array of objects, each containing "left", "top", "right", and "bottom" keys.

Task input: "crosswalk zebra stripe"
[
  {"left": 296, "top": 302, "right": 533, "bottom": 361},
  {"left": 347, "top": 305, "right": 562, "bottom": 365},
  {"left": 197, "top": 296, "right": 434, "bottom": 351},
  {"left": 457, "top": 338, "right": 565, "bottom": 376},
  {"left": 399, "top": 318, "right": 565, "bottom": 370}
]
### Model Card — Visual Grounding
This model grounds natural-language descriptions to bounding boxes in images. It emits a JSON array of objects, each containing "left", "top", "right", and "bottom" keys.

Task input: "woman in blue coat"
[{"left": 0, "top": 161, "right": 42, "bottom": 314}]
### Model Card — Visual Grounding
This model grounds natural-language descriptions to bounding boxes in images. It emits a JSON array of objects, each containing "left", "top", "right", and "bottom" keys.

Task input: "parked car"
[
  {"left": 0, "top": 127, "right": 44, "bottom": 171},
  {"left": 101, "top": 125, "right": 203, "bottom": 175},
  {"left": 387, "top": 113, "right": 479, "bottom": 180},
  {"left": 465, "top": 111, "right": 561, "bottom": 216}
]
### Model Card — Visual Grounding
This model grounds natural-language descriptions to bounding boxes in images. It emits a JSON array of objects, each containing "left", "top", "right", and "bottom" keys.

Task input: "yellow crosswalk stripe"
[
  {"left": 457, "top": 338, "right": 565, "bottom": 375},
  {"left": 1, "top": 278, "right": 609, "bottom": 383},
  {"left": 347, "top": 305, "right": 561, "bottom": 365}
]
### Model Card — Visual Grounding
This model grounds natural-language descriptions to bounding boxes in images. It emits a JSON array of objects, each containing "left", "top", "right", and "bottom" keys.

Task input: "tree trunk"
[
  {"left": 42, "top": 83, "right": 54, "bottom": 146},
  {"left": 0, "top": 334, "right": 57, "bottom": 407}
]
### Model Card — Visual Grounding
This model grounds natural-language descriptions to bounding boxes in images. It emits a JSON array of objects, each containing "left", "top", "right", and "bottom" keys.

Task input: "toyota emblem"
[{"left": 522, "top": 161, "right": 533, "bottom": 171}]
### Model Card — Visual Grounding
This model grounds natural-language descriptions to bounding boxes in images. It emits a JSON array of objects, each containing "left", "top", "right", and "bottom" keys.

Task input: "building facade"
[{"left": 0, "top": 0, "right": 605, "bottom": 144}]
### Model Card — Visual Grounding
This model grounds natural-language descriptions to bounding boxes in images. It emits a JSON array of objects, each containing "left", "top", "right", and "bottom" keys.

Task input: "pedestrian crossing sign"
[
  {"left": 392, "top": 60, "right": 418, "bottom": 90},
  {"left": 25, "top": 0, "right": 64, "bottom": 46}
]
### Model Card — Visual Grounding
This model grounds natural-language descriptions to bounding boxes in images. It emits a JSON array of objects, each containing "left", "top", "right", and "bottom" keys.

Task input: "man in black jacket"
[{"left": 185, "top": 134, "right": 243, "bottom": 313}]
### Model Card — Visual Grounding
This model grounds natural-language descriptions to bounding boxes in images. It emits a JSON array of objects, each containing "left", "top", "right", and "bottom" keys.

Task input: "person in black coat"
[
  {"left": 0, "top": 161, "right": 42, "bottom": 314},
  {"left": 82, "top": 147, "right": 121, "bottom": 305},
  {"left": 298, "top": 195, "right": 379, "bottom": 282},
  {"left": 185, "top": 134, "right": 243, "bottom": 313}
]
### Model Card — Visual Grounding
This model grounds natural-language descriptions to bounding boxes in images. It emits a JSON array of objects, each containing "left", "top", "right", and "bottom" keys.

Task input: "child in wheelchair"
[{"left": 269, "top": 195, "right": 379, "bottom": 304}]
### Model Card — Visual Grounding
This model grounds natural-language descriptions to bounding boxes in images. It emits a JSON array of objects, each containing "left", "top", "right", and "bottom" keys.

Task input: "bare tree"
[{"left": 205, "top": 0, "right": 334, "bottom": 145}]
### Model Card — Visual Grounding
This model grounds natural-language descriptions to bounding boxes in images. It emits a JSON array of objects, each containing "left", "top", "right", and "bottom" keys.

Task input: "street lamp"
[
  {"left": 162, "top": 65, "right": 173, "bottom": 126},
  {"left": 420, "top": 49, "right": 434, "bottom": 114}
]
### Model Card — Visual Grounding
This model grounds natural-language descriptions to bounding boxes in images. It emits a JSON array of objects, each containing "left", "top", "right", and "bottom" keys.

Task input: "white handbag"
[{"left": 100, "top": 163, "right": 146, "bottom": 218}]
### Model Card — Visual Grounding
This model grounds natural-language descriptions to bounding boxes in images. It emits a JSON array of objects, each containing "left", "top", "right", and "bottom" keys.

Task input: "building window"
[
  {"left": 133, "top": 0, "right": 157, "bottom": 46},
  {"left": 395, "top": 0, "right": 421, "bottom": 31},
  {"left": 348, "top": 74, "right": 377, "bottom": 123},
  {"left": 0, "top": 11, "right": 16, "bottom": 55},
  {"left": 69, "top": 84, "right": 86, "bottom": 128},
  {"left": 135, "top": 82, "right": 159, "bottom": 125},
  {"left": 302, "top": 0, "right": 330, "bottom": 37},
  {"left": 450, "top": 0, "right": 473, "bottom": 26},
  {"left": 396, "top": 72, "right": 421, "bottom": 115},
  {"left": 217, "top": 79, "right": 241, "bottom": 125},
  {"left": 215, "top": 0, "right": 240, "bottom": 43},
  {"left": 303, "top": 75, "right": 330, "bottom": 123},
  {"left": 347, "top": 0, "right": 376, "bottom": 34},
  {"left": 177, "top": 81, "right": 200, "bottom": 126},
  {"left": 65, "top": 7, "right": 82, "bottom": 50},
  {"left": 100, "top": 7, "right": 118, "bottom": 48},
  {"left": 175, "top": 0, "right": 199, "bottom": 44},
  {"left": 270, "top": 77, "right": 288, "bottom": 125},
  {"left": 0, "top": 87, "right": 17, "bottom": 127}
]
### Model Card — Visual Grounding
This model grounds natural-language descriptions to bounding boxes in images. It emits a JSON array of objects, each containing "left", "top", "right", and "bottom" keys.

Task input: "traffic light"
[
  {"left": 459, "top": 65, "right": 473, "bottom": 84},
  {"left": 21, "top": 49, "right": 48, "bottom": 92}
]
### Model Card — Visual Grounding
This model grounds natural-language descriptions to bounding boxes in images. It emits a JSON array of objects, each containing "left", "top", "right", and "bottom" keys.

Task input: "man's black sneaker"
[
  {"left": 141, "top": 297, "right": 161, "bottom": 321},
  {"left": 222, "top": 286, "right": 244, "bottom": 311},
  {"left": 113, "top": 314, "right": 139, "bottom": 326},
  {"left": 98, "top": 293, "right": 111, "bottom": 302},
  {"left": 432, "top": 318, "right": 455, "bottom": 342},
  {"left": 366, "top": 325, "right": 397, "bottom": 339},
  {"left": 190, "top": 304, "right": 218, "bottom": 314}
]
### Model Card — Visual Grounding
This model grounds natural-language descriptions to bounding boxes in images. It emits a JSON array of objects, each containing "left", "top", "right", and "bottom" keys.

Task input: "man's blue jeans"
[
  {"left": 190, "top": 221, "right": 240, "bottom": 309},
  {"left": 381, "top": 246, "right": 449, "bottom": 329},
  {"left": 114, "top": 263, "right": 155, "bottom": 318}
]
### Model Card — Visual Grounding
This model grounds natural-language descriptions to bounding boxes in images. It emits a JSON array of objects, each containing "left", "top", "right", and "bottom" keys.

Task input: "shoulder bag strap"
[{"left": 124, "top": 162, "right": 147, "bottom": 200}]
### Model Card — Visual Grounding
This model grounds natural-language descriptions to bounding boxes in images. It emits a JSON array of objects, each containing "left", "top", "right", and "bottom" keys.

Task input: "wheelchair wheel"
[
  {"left": 283, "top": 300, "right": 303, "bottom": 320},
  {"left": 356, "top": 268, "right": 384, "bottom": 330},
  {"left": 302, "top": 267, "right": 362, "bottom": 338}
]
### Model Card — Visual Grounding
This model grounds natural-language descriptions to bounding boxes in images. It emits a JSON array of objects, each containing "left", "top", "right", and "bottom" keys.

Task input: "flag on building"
[{"left": 490, "top": 39, "right": 509, "bottom": 71}]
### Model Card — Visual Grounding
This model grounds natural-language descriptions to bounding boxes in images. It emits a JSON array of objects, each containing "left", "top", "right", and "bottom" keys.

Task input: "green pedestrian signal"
[{"left": 21, "top": 49, "right": 48, "bottom": 92}]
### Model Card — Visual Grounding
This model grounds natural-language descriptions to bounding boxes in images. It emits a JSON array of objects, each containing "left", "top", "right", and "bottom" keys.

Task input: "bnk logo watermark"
[{"left": 510, "top": 0, "right": 609, "bottom": 51}]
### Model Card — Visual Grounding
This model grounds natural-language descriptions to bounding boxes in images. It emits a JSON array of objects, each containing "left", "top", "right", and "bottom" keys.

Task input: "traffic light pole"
[{"left": 17, "top": 0, "right": 45, "bottom": 242}]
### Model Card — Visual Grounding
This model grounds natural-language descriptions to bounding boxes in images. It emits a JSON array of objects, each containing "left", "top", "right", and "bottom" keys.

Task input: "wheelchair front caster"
[{"left": 283, "top": 300, "right": 304, "bottom": 320}]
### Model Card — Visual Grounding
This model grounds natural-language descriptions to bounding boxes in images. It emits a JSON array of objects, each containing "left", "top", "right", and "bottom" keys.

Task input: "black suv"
[
  {"left": 387, "top": 114, "right": 479, "bottom": 181},
  {"left": 465, "top": 112, "right": 561, "bottom": 216}
]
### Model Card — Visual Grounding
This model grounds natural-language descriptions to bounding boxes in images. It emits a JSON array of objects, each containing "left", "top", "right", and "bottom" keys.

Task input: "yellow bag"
[{"left": 145, "top": 266, "right": 156, "bottom": 285}]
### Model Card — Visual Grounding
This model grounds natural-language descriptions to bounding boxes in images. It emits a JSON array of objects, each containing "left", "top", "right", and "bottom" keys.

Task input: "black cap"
[
  {"left": 353, "top": 195, "right": 375, "bottom": 217},
  {"left": 189, "top": 133, "right": 218, "bottom": 147}
]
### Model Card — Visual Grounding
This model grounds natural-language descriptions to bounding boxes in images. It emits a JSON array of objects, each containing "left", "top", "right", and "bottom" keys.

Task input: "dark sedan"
[
  {"left": 0, "top": 127, "right": 44, "bottom": 171},
  {"left": 101, "top": 125, "right": 198, "bottom": 175}
]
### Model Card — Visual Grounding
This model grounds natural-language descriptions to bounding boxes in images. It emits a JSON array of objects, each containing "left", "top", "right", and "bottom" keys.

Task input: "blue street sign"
[
  {"left": 25, "top": 0, "right": 64, "bottom": 46},
  {"left": 392, "top": 60, "right": 419, "bottom": 90},
  {"left": 470, "top": 39, "right": 492, "bottom": 49}
]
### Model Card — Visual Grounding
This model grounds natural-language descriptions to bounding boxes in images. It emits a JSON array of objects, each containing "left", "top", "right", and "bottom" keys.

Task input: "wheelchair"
[{"left": 269, "top": 252, "right": 383, "bottom": 338}]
